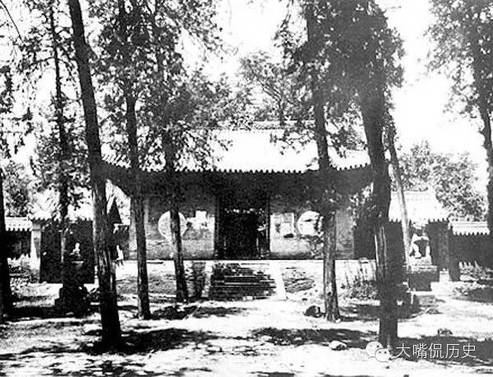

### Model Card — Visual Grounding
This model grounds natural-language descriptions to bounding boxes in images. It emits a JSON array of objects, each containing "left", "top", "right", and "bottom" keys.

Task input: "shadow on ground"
[
  {"left": 192, "top": 306, "right": 248, "bottom": 318},
  {"left": 10, "top": 304, "right": 99, "bottom": 320},
  {"left": 3, "top": 358, "right": 169, "bottom": 377},
  {"left": 91, "top": 328, "right": 219, "bottom": 354},
  {"left": 252, "top": 327, "right": 374, "bottom": 348},
  {"left": 1, "top": 328, "right": 218, "bottom": 358},
  {"left": 254, "top": 373, "right": 372, "bottom": 377}
]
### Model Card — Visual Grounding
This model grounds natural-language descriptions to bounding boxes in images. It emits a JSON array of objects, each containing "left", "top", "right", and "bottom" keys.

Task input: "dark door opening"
[{"left": 216, "top": 199, "right": 270, "bottom": 260}]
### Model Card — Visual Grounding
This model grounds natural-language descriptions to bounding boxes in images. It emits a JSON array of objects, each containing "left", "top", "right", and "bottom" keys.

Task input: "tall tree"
[
  {"left": 343, "top": 1, "right": 403, "bottom": 350},
  {"left": 299, "top": 0, "right": 403, "bottom": 348},
  {"left": 48, "top": 1, "right": 71, "bottom": 273},
  {"left": 19, "top": 0, "right": 89, "bottom": 289},
  {"left": 429, "top": 0, "right": 493, "bottom": 239},
  {"left": 94, "top": 0, "right": 151, "bottom": 318},
  {"left": 142, "top": 0, "right": 221, "bottom": 303},
  {"left": 94, "top": 0, "right": 225, "bottom": 303},
  {"left": 48, "top": 1, "right": 69, "bottom": 269},
  {"left": 279, "top": 0, "right": 361, "bottom": 321},
  {"left": 303, "top": 0, "right": 340, "bottom": 321},
  {"left": 67, "top": 0, "right": 121, "bottom": 346}
]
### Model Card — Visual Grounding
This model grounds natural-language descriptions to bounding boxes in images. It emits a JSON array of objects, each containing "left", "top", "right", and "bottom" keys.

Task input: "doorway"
[{"left": 215, "top": 192, "right": 270, "bottom": 259}]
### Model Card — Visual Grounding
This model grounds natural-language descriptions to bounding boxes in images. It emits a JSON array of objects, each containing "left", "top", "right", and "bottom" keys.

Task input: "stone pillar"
[{"left": 29, "top": 220, "right": 42, "bottom": 282}]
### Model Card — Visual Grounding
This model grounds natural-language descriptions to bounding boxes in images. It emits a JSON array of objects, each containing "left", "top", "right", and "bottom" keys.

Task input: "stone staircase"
[{"left": 208, "top": 261, "right": 284, "bottom": 301}]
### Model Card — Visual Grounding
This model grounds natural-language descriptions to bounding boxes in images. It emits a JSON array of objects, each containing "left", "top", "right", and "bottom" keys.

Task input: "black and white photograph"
[{"left": 0, "top": 0, "right": 493, "bottom": 376}]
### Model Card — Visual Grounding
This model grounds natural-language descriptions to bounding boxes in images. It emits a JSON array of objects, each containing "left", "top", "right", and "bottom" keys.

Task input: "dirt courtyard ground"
[{"left": 1, "top": 262, "right": 493, "bottom": 377}]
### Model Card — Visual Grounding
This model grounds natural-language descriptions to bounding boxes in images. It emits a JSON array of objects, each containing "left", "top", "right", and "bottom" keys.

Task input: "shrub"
[{"left": 344, "top": 276, "right": 378, "bottom": 300}]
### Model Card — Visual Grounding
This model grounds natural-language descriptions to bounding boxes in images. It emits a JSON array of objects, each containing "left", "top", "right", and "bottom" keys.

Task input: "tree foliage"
[
  {"left": 429, "top": 0, "right": 493, "bottom": 115},
  {"left": 3, "top": 161, "right": 31, "bottom": 217},
  {"left": 92, "top": 0, "right": 244, "bottom": 167},
  {"left": 239, "top": 51, "right": 303, "bottom": 123},
  {"left": 400, "top": 141, "right": 485, "bottom": 220},
  {"left": 19, "top": 0, "right": 89, "bottom": 216},
  {"left": 429, "top": 0, "right": 493, "bottom": 236}
]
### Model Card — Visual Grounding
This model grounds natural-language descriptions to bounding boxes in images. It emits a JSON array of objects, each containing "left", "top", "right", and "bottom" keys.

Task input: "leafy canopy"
[
  {"left": 429, "top": 0, "right": 493, "bottom": 116},
  {"left": 399, "top": 141, "right": 485, "bottom": 220}
]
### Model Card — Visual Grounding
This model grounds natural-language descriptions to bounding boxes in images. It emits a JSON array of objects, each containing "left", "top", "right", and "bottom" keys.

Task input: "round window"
[
  {"left": 296, "top": 211, "right": 322, "bottom": 236},
  {"left": 158, "top": 211, "right": 187, "bottom": 240}
]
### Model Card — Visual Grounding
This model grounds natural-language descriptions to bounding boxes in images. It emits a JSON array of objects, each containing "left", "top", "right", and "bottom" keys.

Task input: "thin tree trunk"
[
  {"left": 162, "top": 135, "right": 188, "bottom": 302},
  {"left": 361, "top": 93, "right": 397, "bottom": 351},
  {"left": 67, "top": 0, "right": 121, "bottom": 347},
  {"left": 170, "top": 187, "right": 188, "bottom": 303},
  {"left": 49, "top": 5, "right": 70, "bottom": 286},
  {"left": 125, "top": 95, "right": 151, "bottom": 318},
  {"left": 387, "top": 127, "right": 410, "bottom": 275},
  {"left": 305, "top": 0, "right": 340, "bottom": 321},
  {"left": 480, "top": 112, "right": 493, "bottom": 244},
  {"left": 474, "top": 77, "right": 493, "bottom": 245},
  {"left": 0, "top": 170, "right": 12, "bottom": 322},
  {"left": 322, "top": 215, "right": 339, "bottom": 320},
  {"left": 117, "top": 0, "right": 151, "bottom": 319}
]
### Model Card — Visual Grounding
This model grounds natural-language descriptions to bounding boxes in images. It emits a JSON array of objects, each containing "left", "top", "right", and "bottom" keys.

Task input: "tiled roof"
[
  {"left": 389, "top": 190, "right": 448, "bottom": 223},
  {"left": 102, "top": 128, "right": 370, "bottom": 174},
  {"left": 5, "top": 217, "right": 32, "bottom": 232},
  {"left": 450, "top": 221, "right": 489, "bottom": 236}
]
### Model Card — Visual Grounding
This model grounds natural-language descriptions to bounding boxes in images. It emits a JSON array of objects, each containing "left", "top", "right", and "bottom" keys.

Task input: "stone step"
[{"left": 208, "top": 261, "right": 280, "bottom": 301}]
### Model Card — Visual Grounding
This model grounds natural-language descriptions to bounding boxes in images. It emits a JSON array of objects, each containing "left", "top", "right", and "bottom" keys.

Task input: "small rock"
[
  {"left": 206, "top": 345, "right": 223, "bottom": 353},
  {"left": 304, "top": 305, "right": 322, "bottom": 318},
  {"left": 329, "top": 340, "right": 347, "bottom": 350},
  {"left": 437, "top": 328, "right": 453, "bottom": 336},
  {"left": 82, "top": 324, "right": 100, "bottom": 336}
]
